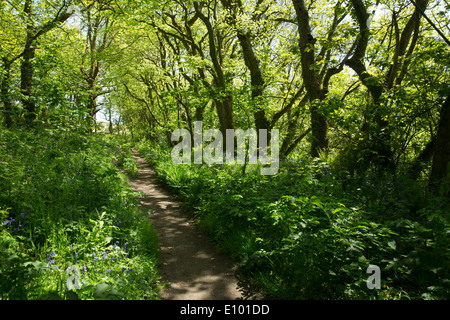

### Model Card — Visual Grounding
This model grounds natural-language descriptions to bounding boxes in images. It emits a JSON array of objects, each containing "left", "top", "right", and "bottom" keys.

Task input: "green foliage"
[
  {"left": 1, "top": 0, "right": 449, "bottom": 302},
  {"left": 0, "top": 128, "right": 160, "bottom": 300},
  {"left": 136, "top": 140, "right": 449, "bottom": 300}
]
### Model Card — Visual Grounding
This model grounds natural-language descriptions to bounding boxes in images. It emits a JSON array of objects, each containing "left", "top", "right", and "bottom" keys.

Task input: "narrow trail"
[{"left": 127, "top": 149, "right": 251, "bottom": 300}]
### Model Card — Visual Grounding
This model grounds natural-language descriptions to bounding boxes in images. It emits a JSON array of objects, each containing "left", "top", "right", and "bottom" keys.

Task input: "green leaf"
[
  {"left": 93, "top": 283, "right": 111, "bottom": 299},
  {"left": 24, "top": 260, "right": 49, "bottom": 273},
  {"left": 93, "top": 283, "right": 122, "bottom": 300},
  {"left": 387, "top": 240, "right": 396, "bottom": 250}
]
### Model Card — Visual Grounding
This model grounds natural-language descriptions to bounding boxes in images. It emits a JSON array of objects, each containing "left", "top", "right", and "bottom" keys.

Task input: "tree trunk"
[
  {"left": 429, "top": 94, "right": 450, "bottom": 193},
  {"left": 1, "top": 60, "right": 13, "bottom": 128},
  {"left": 21, "top": 39, "right": 36, "bottom": 122},
  {"left": 219, "top": 0, "right": 271, "bottom": 144},
  {"left": 19, "top": 0, "right": 76, "bottom": 125},
  {"left": 292, "top": 0, "right": 328, "bottom": 158},
  {"left": 345, "top": 0, "right": 394, "bottom": 170},
  {"left": 21, "top": 0, "right": 36, "bottom": 123},
  {"left": 87, "top": 78, "right": 98, "bottom": 132},
  {"left": 195, "top": 2, "right": 234, "bottom": 135},
  {"left": 408, "top": 137, "right": 436, "bottom": 180},
  {"left": 236, "top": 32, "right": 270, "bottom": 132},
  {"left": 346, "top": 0, "right": 428, "bottom": 172},
  {"left": 108, "top": 112, "right": 113, "bottom": 134}
]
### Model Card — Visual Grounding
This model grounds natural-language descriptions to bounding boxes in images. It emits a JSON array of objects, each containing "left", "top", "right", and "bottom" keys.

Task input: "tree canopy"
[{"left": 2, "top": 0, "right": 449, "bottom": 186}]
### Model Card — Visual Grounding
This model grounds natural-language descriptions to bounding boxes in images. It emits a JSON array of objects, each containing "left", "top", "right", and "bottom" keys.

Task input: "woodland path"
[{"left": 127, "top": 149, "right": 252, "bottom": 300}]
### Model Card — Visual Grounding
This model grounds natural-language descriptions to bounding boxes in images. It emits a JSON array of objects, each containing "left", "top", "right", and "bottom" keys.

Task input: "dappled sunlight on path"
[{"left": 127, "top": 149, "right": 251, "bottom": 300}]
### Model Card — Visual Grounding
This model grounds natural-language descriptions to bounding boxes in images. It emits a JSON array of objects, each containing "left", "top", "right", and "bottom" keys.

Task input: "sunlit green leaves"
[{"left": 0, "top": 130, "right": 160, "bottom": 300}]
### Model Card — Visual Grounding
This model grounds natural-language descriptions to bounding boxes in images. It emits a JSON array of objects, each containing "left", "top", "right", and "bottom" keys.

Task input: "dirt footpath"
[{"left": 127, "top": 149, "right": 248, "bottom": 300}]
